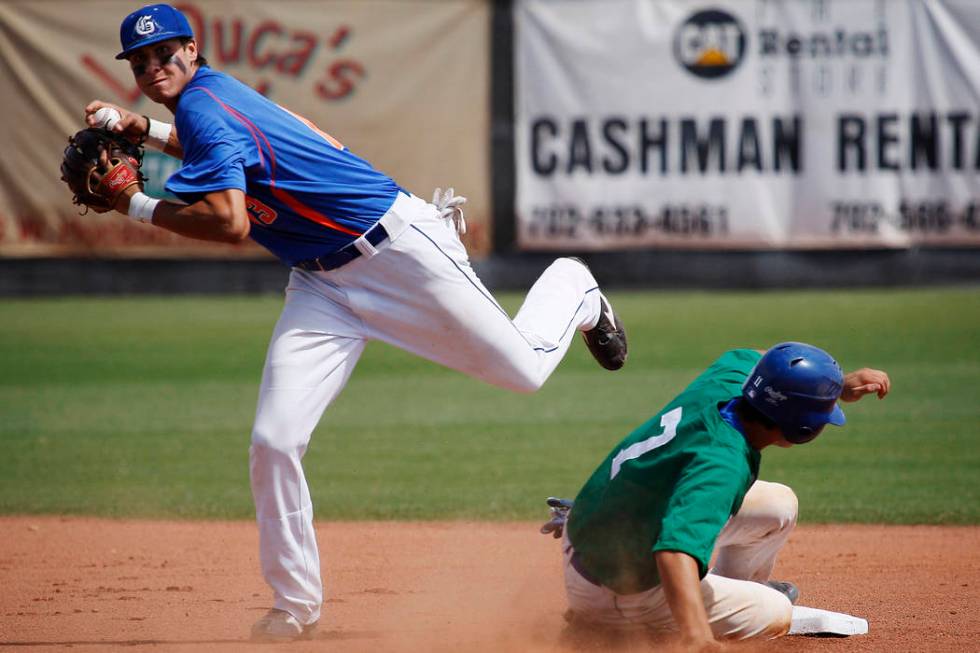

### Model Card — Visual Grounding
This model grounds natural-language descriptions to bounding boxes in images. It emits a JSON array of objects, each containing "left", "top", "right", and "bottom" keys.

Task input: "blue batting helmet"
[
  {"left": 116, "top": 4, "right": 194, "bottom": 60},
  {"left": 742, "top": 342, "right": 846, "bottom": 444}
]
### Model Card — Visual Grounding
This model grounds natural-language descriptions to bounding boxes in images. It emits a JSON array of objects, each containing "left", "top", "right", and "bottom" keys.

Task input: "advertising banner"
[
  {"left": 0, "top": 1, "right": 490, "bottom": 257},
  {"left": 515, "top": 0, "right": 980, "bottom": 250}
]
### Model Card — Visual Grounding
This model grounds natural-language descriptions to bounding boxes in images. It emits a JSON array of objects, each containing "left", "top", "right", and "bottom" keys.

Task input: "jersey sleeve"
[
  {"left": 701, "top": 349, "right": 763, "bottom": 386},
  {"left": 652, "top": 450, "right": 750, "bottom": 577},
  {"left": 165, "top": 97, "right": 250, "bottom": 202},
  {"left": 677, "top": 349, "right": 762, "bottom": 402}
]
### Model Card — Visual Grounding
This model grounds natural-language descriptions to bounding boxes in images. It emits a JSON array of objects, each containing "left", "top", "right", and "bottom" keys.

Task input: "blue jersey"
[{"left": 165, "top": 68, "right": 404, "bottom": 266}]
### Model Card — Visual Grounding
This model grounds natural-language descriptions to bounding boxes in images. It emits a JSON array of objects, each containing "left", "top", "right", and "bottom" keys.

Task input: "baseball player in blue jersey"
[{"left": 82, "top": 4, "right": 627, "bottom": 642}]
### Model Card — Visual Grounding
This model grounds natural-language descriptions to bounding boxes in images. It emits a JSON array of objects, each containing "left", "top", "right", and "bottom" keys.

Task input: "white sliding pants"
[
  {"left": 564, "top": 481, "right": 798, "bottom": 641},
  {"left": 250, "top": 193, "right": 602, "bottom": 624}
]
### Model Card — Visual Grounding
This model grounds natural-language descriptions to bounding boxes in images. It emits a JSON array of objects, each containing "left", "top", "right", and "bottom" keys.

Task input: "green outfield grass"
[{"left": 0, "top": 287, "right": 977, "bottom": 524}]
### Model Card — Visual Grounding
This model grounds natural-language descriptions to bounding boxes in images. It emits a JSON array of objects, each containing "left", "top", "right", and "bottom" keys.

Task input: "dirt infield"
[{"left": 1, "top": 519, "right": 977, "bottom": 653}]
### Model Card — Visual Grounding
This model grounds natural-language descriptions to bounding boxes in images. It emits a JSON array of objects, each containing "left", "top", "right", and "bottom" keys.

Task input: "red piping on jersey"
[{"left": 186, "top": 87, "right": 363, "bottom": 237}]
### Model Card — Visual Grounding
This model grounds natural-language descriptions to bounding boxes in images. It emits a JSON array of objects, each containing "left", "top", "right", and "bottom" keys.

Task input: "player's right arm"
[
  {"left": 84, "top": 100, "right": 184, "bottom": 159},
  {"left": 655, "top": 551, "right": 722, "bottom": 652},
  {"left": 119, "top": 187, "right": 250, "bottom": 243},
  {"left": 651, "top": 449, "right": 749, "bottom": 651}
]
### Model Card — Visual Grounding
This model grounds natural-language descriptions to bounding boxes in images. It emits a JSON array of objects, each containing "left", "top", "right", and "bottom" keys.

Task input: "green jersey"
[{"left": 567, "top": 349, "right": 763, "bottom": 595}]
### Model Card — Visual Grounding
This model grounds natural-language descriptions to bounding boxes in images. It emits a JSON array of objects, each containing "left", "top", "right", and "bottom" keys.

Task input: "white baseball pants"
[
  {"left": 250, "top": 193, "right": 603, "bottom": 624},
  {"left": 563, "top": 481, "right": 798, "bottom": 641}
]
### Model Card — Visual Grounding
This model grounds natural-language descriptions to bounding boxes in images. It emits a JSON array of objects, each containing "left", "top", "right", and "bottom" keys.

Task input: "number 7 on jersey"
[{"left": 610, "top": 407, "right": 683, "bottom": 480}]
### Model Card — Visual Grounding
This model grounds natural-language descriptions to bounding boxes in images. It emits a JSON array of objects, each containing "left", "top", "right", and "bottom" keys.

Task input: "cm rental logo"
[{"left": 674, "top": 8, "right": 746, "bottom": 79}]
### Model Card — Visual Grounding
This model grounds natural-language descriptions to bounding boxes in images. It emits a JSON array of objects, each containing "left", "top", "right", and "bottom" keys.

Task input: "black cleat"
[
  {"left": 564, "top": 257, "right": 628, "bottom": 371},
  {"left": 583, "top": 293, "right": 628, "bottom": 371},
  {"left": 766, "top": 580, "right": 800, "bottom": 605}
]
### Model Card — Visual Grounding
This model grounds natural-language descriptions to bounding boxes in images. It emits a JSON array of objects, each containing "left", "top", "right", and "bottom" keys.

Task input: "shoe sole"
[
  {"left": 766, "top": 580, "right": 800, "bottom": 605},
  {"left": 250, "top": 626, "right": 316, "bottom": 643},
  {"left": 582, "top": 300, "right": 627, "bottom": 370},
  {"left": 563, "top": 258, "right": 628, "bottom": 371}
]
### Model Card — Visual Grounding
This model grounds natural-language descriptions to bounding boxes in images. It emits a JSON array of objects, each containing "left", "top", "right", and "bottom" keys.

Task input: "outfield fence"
[{"left": 0, "top": 0, "right": 977, "bottom": 291}]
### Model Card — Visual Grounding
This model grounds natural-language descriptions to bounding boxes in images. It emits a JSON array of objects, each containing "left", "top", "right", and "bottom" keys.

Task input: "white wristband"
[
  {"left": 145, "top": 117, "right": 173, "bottom": 151},
  {"left": 128, "top": 192, "right": 160, "bottom": 223}
]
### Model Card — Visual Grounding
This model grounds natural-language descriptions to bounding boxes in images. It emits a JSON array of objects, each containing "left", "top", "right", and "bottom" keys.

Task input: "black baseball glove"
[{"left": 60, "top": 128, "right": 145, "bottom": 213}]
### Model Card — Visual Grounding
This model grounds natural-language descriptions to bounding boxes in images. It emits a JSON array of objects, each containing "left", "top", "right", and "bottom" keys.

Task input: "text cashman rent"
[{"left": 529, "top": 111, "right": 980, "bottom": 176}]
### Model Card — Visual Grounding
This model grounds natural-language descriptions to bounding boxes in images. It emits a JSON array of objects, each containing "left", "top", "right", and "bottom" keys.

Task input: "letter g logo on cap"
[{"left": 135, "top": 15, "right": 157, "bottom": 36}]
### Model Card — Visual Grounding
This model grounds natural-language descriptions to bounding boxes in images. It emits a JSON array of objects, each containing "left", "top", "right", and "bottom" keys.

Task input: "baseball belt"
[
  {"left": 570, "top": 551, "right": 602, "bottom": 587},
  {"left": 295, "top": 222, "right": 390, "bottom": 272}
]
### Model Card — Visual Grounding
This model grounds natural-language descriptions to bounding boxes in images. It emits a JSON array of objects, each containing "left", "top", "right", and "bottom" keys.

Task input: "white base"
[{"left": 788, "top": 606, "right": 869, "bottom": 636}]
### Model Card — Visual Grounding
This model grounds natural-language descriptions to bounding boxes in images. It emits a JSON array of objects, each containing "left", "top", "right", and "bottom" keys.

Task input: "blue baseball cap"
[{"left": 116, "top": 4, "right": 194, "bottom": 60}]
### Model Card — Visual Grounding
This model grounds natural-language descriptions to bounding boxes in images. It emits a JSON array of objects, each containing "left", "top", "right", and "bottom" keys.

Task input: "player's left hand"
[
  {"left": 540, "top": 497, "right": 574, "bottom": 538},
  {"left": 841, "top": 368, "right": 890, "bottom": 402},
  {"left": 61, "top": 128, "right": 146, "bottom": 214}
]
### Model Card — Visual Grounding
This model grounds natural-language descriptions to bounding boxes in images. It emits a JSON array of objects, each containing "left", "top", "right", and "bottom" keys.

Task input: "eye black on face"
[
  {"left": 155, "top": 45, "right": 177, "bottom": 65},
  {"left": 128, "top": 51, "right": 148, "bottom": 77},
  {"left": 129, "top": 44, "right": 180, "bottom": 77}
]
